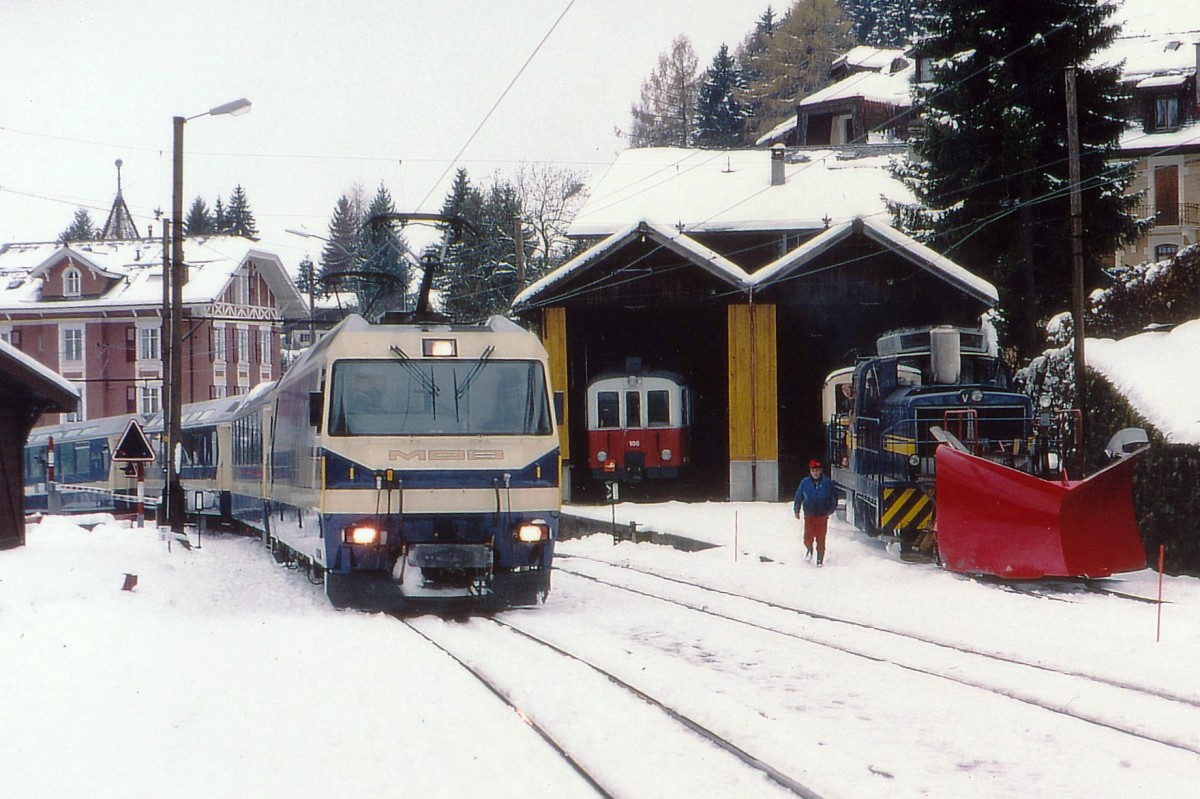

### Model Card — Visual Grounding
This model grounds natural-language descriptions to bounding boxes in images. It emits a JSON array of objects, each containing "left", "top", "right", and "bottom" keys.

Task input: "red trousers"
[{"left": 803, "top": 514, "right": 829, "bottom": 554}]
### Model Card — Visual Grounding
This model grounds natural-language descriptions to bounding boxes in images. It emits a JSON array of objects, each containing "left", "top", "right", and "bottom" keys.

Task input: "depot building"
[{"left": 513, "top": 147, "right": 997, "bottom": 501}]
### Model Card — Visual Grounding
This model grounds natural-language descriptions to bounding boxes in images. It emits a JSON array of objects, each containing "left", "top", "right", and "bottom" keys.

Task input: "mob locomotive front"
[
  {"left": 826, "top": 325, "right": 1146, "bottom": 579},
  {"left": 261, "top": 313, "right": 560, "bottom": 609},
  {"left": 586, "top": 370, "right": 691, "bottom": 482}
]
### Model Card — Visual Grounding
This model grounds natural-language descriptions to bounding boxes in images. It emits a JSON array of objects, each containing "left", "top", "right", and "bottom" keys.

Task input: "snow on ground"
[{"left": 3, "top": 505, "right": 1199, "bottom": 798}]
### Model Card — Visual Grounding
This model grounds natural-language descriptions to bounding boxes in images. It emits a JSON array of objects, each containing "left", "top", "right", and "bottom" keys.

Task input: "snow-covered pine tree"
[
  {"left": 58, "top": 208, "right": 99, "bottom": 244},
  {"left": 357, "top": 182, "right": 411, "bottom": 316},
  {"left": 436, "top": 170, "right": 527, "bottom": 322},
  {"left": 693, "top": 43, "right": 751, "bottom": 148},
  {"left": 224, "top": 185, "right": 258, "bottom": 238},
  {"left": 320, "top": 194, "right": 361, "bottom": 292},
  {"left": 213, "top": 197, "right": 227, "bottom": 234},
  {"left": 184, "top": 197, "right": 216, "bottom": 236},
  {"left": 890, "top": 0, "right": 1140, "bottom": 358},
  {"left": 628, "top": 35, "right": 700, "bottom": 148},
  {"left": 841, "top": 0, "right": 922, "bottom": 46}
]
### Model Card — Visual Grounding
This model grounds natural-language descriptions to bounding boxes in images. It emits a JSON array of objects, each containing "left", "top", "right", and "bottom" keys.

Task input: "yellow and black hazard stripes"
[{"left": 880, "top": 485, "right": 934, "bottom": 534}]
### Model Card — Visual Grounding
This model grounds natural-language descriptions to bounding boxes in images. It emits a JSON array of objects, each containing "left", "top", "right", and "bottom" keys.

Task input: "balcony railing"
[{"left": 1131, "top": 201, "right": 1200, "bottom": 227}]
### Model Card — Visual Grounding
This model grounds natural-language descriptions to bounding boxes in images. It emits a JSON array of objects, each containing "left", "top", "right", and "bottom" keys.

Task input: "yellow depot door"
[
  {"left": 541, "top": 307, "right": 570, "bottom": 498},
  {"left": 727, "top": 303, "right": 779, "bottom": 501}
]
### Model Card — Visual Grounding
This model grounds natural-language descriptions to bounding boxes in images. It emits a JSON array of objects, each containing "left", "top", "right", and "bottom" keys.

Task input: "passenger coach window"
[
  {"left": 597, "top": 391, "right": 620, "bottom": 428},
  {"left": 625, "top": 391, "right": 641, "bottom": 428},
  {"left": 647, "top": 390, "right": 670, "bottom": 426}
]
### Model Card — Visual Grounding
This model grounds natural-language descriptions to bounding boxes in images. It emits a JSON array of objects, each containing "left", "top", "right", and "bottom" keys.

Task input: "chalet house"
[
  {"left": 1106, "top": 33, "right": 1200, "bottom": 266},
  {"left": 758, "top": 46, "right": 912, "bottom": 148},
  {"left": 0, "top": 235, "right": 307, "bottom": 424}
]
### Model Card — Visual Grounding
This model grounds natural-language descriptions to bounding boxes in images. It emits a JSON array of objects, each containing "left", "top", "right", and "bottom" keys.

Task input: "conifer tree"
[
  {"left": 435, "top": 169, "right": 530, "bottom": 322},
  {"left": 320, "top": 194, "right": 361, "bottom": 291},
  {"left": 841, "top": 0, "right": 923, "bottom": 46},
  {"left": 184, "top": 197, "right": 216, "bottom": 236},
  {"left": 357, "top": 183, "right": 411, "bottom": 315},
  {"left": 58, "top": 208, "right": 99, "bottom": 244},
  {"left": 628, "top": 35, "right": 700, "bottom": 148},
  {"left": 743, "top": 0, "right": 854, "bottom": 139},
  {"left": 213, "top": 197, "right": 227, "bottom": 234},
  {"left": 224, "top": 185, "right": 258, "bottom": 238},
  {"left": 693, "top": 43, "right": 751, "bottom": 148},
  {"left": 890, "top": 0, "right": 1141, "bottom": 358}
]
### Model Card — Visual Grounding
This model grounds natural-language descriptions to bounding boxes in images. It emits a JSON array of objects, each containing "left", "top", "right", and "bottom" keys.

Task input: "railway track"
[
  {"left": 396, "top": 613, "right": 824, "bottom": 799},
  {"left": 554, "top": 554, "right": 1200, "bottom": 757}
]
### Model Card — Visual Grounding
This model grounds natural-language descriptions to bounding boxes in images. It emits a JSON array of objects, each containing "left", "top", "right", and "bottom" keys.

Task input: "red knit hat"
[{"left": 809, "top": 459, "right": 822, "bottom": 469}]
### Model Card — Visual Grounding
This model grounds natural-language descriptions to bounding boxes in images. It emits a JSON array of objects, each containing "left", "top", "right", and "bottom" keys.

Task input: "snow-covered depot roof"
[
  {"left": 0, "top": 236, "right": 306, "bottom": 318},
  {"left": 515, "top": 216, "right": 996, "bottom": 311},
  {"left": 750, "top": 216, "right": 998, "bottom": 305},
  {"left": 1088, "top": 318, "right": 1200, "bottom": 446},
  {"left": 513, "top": 221, "right": 750, "bottom": 309},
  {"left": 567, "top": 147, "right": 913, "bottom": 239}
]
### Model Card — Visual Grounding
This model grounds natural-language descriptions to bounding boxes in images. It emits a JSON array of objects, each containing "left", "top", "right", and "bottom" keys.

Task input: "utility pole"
[
  {"left": 1065, "top": 66, "right": 1087, "bottom": 464},
  {"left": 514, "top": 212, "right": 526, "bottom": 288}
]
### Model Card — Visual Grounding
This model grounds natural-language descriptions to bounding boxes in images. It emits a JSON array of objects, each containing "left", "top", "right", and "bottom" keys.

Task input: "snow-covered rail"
[
  {"left": 396, "top": 613, "right": 822, "bottom": 799},
  {"left": 555, "top": 555, "right": 1200, "bottom": 758}
]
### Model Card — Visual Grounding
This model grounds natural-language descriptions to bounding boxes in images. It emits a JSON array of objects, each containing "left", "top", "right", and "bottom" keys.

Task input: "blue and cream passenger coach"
[{"left": 260, "top": 313, "right": 560, "bottom": 608}]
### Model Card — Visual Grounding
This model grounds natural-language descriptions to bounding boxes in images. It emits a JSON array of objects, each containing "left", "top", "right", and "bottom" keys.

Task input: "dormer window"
[
  {"left": 1154, "top": 96, "right": 1179, "bottom": 130},
  {"left": 63, "top": 267, "right": 82, "bottom": 297}
]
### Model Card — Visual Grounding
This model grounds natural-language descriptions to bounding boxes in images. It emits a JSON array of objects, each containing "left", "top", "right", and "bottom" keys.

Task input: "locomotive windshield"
[{"left": 328, "top": 359, "right": 552, "bottom": 436}]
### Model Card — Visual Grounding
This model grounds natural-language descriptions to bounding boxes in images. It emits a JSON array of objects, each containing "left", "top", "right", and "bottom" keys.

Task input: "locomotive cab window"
[
  {"left": 647, "top": 390, "right": 670, "bottom": 426},
  {"left": 328, "top": 359, "right": 552, "bottom": 436},
  {"left": 596, "top": 391, "right": 620, "bottom": 428},
  {"left": 625, "top": 391, "right": 641, "bottom": 428}
]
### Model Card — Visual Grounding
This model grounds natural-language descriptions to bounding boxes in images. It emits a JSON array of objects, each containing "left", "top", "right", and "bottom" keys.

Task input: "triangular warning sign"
[{"left": 112, "top": 419, "right": 156, "bottom": 462}]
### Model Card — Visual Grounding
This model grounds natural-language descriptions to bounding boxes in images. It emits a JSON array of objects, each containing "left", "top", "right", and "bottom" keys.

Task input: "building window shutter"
[
  {"left": 11, "top": 330, "right": 21, "bottom": 349},
  {"left": 1155, "top": 165, "right": 1179, "bottom": 226},
  {"left": 209, "top": 326, "right": 216, "bottom": 362},
  {"left": 126, "top": 326, "right": 136, "bottom": 361},
  {"left": 126, "top": 386, "right": 136, "bottom": 414}
]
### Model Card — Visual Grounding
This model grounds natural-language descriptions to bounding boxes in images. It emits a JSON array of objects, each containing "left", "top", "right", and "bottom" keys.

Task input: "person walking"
[{"left": 793, "top": 459, "right": 838, "bottom": 566}]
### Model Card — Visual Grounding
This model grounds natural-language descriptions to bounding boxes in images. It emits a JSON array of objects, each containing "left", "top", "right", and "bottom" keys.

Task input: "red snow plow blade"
[{"left": 935, "top": 445, "right": 1146, "bottom": 579}]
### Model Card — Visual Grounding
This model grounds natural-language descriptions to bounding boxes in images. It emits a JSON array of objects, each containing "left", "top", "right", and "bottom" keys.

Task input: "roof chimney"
[{"left": 771, "top": 144, "right": 786, "bottom": 186}]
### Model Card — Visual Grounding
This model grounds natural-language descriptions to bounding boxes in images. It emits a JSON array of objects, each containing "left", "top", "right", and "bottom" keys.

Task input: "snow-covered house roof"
[
  {"left": 1088, "top": 318, "right": 1200, "bottom": 446},
  {"left": 831, "top": 45, "right": 908, "bottom": 75},
  {"left": 566, "top": 147, "right": 912, "bottom": 239},
  {"left": 0, "top": 337, "right": 80, "bottom": 413},
  {"left": 0, "top": 236, "right": 307, "bottom": 318},
  {"left": 798, "top": 65, "right": 913, "bottom": 109}
]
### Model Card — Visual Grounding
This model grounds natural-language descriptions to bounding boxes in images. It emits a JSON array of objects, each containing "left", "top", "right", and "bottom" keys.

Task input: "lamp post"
[{"left": 165, "top": 97, "right": 251, "bottom": 534}]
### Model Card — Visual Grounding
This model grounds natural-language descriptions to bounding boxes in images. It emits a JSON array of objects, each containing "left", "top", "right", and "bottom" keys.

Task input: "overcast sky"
[{"left": 1, "top": 0, "right": 771, "bottom": 267}]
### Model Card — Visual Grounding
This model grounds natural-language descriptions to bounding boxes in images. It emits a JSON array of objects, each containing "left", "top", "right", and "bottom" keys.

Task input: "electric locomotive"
[{"left": 260, "top": 313, "right": 560, "bottom": 609}]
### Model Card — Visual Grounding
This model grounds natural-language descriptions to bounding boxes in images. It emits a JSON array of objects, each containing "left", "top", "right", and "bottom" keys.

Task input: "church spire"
[{"left": 100, "top": 159, "right": 140, "bottom": 240}]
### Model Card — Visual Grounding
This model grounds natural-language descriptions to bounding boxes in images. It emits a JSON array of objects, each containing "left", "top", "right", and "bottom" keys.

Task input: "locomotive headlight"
[
  {"left": 661, "top": 448, "right": 673, "bottom": 461},
  {"left": 971, "top": 389, "right": 984, "bottom": 402},
  {"left": 597, "top": 450, "right": 608, "bottom": 463},
  {"left": 422, "top": 338, "right": 457, "bottom": 357},
  {"left": 909, "top": 454, "right": 920, "bottom": 466},
  {"left": 346, "top": 525, "right": 380, "bottom": 545},
  {"left": 516, "top": 520, "right": 549, "bottom": 543}
]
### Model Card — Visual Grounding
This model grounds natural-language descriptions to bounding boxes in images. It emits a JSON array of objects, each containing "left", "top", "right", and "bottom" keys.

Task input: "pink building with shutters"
[{"left": 0, "top": 235, "right": 307, "bottom": 425}]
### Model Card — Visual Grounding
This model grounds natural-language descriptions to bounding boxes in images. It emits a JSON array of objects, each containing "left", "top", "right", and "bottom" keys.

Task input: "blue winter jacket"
[{"left": 793, "top": 476, "right": 838, "bottom": 517}]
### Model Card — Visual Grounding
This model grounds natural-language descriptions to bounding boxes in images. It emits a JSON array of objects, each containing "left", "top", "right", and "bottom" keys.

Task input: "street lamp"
[{"left": 164, "top": 97, "right": 251, "bottom": 534}]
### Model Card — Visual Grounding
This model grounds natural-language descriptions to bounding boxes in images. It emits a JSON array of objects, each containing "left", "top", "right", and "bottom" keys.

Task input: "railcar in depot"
[
  {"left": 586, "top": 369, "right": 691, "bottom": 482},
  {"left": 825, "top": 325, "right": 1147, "bottom": 579}
]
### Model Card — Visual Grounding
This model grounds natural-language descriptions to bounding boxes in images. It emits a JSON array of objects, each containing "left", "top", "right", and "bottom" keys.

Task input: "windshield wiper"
[
  {"left": 390, "top": 345, "right": 439, "bottom": 397},
  {"left": 454, "top": 345, "right": 495, "bottom": 399}
]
